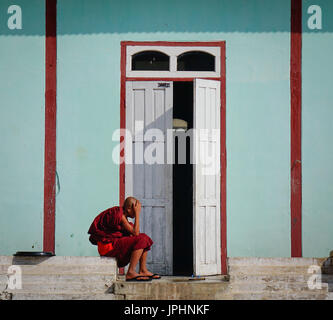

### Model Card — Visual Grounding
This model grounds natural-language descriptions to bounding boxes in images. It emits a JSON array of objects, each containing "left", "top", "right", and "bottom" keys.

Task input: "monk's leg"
[
  {"left": 139, "top": 250, "right": 149, "bottom": 274},
  {"left": 126, "top": 248, "right": 149, "bottom": 280},
  {"left": 111, "top": 233, "right": 153, "bottom": 280},
  {"left": 139, "top": 250, "right": 160, "bottom": 279}
]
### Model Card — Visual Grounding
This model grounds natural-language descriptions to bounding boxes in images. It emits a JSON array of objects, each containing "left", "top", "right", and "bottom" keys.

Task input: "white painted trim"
[
  {"left": 126, "top": 45, "right": 221, "bottom": 78},
  {"left": 193, "top": 79, "right": 221, "bottom": 276},
  {"left": 125, "top": 81, "right": 174, "bottom": 275}
]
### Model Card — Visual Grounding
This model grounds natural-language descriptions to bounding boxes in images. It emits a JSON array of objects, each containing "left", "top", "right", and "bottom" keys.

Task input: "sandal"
[{"left": 126, "top": 276, "right": 152, "bottom": 282}]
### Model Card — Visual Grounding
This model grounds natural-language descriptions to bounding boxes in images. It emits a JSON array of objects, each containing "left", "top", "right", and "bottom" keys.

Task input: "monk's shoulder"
[
  {"left": 109, "top": 206, "right": 124, "bottom": 221},
  {"left": 109, "top": 206, "right": 122, "bottom": 214}
]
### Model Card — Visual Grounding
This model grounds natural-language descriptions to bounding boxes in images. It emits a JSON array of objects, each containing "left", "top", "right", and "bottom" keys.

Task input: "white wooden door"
[
  {"left": 193, "top": 79, "right": 221, "bottom": 276},
  {"left": 125, "top": 81, "right": 173, "bottom": 275}
]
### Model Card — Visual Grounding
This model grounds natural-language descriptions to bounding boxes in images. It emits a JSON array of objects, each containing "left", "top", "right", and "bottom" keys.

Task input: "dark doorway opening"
[{"left": 173, "top": 81, "right": 193, "bottom": 276}]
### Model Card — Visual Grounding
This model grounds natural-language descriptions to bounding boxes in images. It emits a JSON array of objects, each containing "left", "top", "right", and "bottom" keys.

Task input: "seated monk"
[{"left": 88, "top": 197, "right": 161, "bottom": 281}]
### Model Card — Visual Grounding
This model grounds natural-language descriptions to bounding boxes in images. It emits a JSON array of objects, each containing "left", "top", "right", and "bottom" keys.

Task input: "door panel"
[
  {"left": 193, "top": 79, "right": 221, "bottom": 275},
  {"left": 125, "top": 81, "right": 173, "bottom": 275}
]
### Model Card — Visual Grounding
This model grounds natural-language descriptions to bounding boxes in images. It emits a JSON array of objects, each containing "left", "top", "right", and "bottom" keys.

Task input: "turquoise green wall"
[
  {"left": 226, "top": 35, "right": 291, "bottom": 257},
  {"left": 56, "top": 0, "right": 291, "bottom": 257},
  {"left": 55, "top": 32, "right": 121, "bottom": 256},
  {"left": 0, "top": 1, "right": 45, "bottom": 254},
  {"left": 302, "top": 0, "right": 333, "bottom": 257}
]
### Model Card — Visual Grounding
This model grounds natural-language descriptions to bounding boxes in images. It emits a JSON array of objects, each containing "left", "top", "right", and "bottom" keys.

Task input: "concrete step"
[
  {"left": 228, "top": 280, "right": 329, "bottom": 293},
  {"left": 228, "top": 257, "right": 333, "bottom": 275},
  {"left": 0, "top": 273, "right": 116, "bottom": 293},
  {"left": 111, "top": 276, "right": 229, "bottom": 300},
  {"left": 2, "top": 256, "right": 330, "bottom": 300},
  {"left": 224, "top": 257, "right": 332, "bottom": 300},
  {"left": 115, "top": 288, "right": 328, "bottom": 300},
  {"left": 1, "top": 257, "right": 117, "bottom": 269},
  {"left": 217, "top": 291, "right": 329, "bottom": 300},
  {"left": 0, "top": 256, "right": 13, "bottom": 265},
  {"left": 3, "top": 278, "right": 113, "bottom": 292},
  {"left": 1, "top": 286, "right": 112, "bottom": 296},
  {"left": 228, "top": 265, "right": 328, "bottom": 275},
  {"left": 0, "top": 256, "right": 117, "bottom": 274},
  {"left": 8, "top": 292, "right": 124, "bottom": 300},
  {"left": 0, "top": 255, "right": 116, "bottom": 265},
  {"left": 230, "top": 273, "right": 333, "bottom": 283},
  {"left": 111, "top": 278, "right": 329, "bottom": 300},
  {"left": 0, "top": 255, "right": 119, "bottom": 300},
  {"left": 0, "top": 274, "right": 116, "bottom": 293},
  {"left": 1, "top": 273, "right": 115, "bottom": 284},
  {"left": 228, "top": 257, "right": 327, "bottom": 266},
  {"left": 0, "top": 265, "right": 117, "bottom": 276}
]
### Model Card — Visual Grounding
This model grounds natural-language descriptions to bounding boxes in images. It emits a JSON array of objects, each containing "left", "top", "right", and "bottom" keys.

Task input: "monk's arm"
[{"left": 120, "top": 213, "right": 140, "bottom": 236}]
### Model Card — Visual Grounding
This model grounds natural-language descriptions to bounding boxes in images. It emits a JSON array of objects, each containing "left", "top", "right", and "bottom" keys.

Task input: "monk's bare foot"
[{"left": 139, "top": 269, "right": 161, "bottom": 279}]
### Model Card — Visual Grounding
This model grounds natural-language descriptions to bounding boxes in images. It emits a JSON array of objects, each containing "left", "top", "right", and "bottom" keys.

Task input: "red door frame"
[{"left": 119, "top": 41, "right": 228, "bottom": 274}]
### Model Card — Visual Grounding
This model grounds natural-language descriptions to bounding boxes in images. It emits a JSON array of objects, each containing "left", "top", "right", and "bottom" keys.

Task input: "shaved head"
[{"left": 123, "top": 196, "right": 137, "bottom": 210}]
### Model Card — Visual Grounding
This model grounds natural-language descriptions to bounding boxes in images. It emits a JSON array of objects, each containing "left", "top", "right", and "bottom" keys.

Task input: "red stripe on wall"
[
  {"left": 290, "top": 0, "right": 302, "bottom": 257},
  {"left": 118, "top": 42, "right": 127, "bottom": 275},
  {"left": 43, "top": 0, "right": 57, "bottom": 253},
  {"left": 119, "top": 42, "right": 127, "bottom": 206}
]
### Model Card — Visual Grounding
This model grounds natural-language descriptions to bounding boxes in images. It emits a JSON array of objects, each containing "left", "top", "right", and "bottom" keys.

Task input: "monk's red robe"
[{"left": 88, "top": 206, "right": 153, "bottom": 267}]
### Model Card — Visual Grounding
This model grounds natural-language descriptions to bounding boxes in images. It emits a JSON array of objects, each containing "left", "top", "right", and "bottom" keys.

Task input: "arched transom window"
[
  {"left": 132, "top": 51, "right": 170, "bottom": 71},
  {"left": 126, "top": 44, "right": 221, "bottom": 78},
  {"left": 177, "top": 51, "right": 215, "bottom": 71}
]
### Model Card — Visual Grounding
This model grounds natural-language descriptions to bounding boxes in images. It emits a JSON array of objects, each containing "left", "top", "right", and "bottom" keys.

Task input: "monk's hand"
[{"left": 133, "top": 200, "right": 141, "bottom": 216}]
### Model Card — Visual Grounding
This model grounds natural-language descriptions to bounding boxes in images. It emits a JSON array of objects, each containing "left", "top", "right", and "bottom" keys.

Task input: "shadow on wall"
[{"left": 1, "top": 0, "right": 333, "bottom": 36}]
